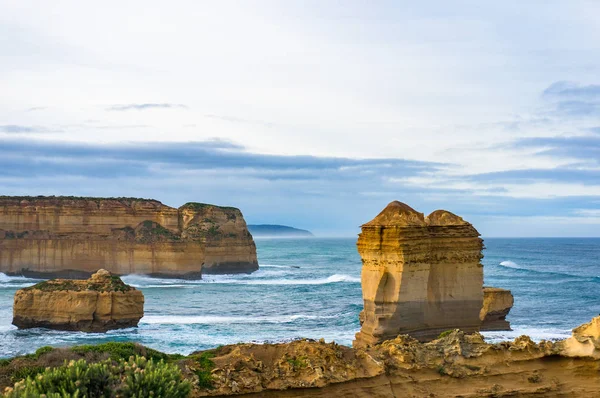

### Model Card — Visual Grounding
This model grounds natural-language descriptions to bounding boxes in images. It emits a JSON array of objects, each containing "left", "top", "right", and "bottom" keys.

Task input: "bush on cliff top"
[
  {"left": 2, "top": 356, "right": 191, "bottom": 398},
  {"left": 71, "top": 342, "right": 182, "bottom": 363}
]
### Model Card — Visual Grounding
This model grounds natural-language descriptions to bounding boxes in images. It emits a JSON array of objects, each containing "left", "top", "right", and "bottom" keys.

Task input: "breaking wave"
[
  {"left": 122, "top": 273, "right": 360, "bottom": 288},
  {"left": 0, "top": 273, "right": 40, "bottom": 288},
  {"left": 499, "top": 260, "right": 522, "bottom": 269}
]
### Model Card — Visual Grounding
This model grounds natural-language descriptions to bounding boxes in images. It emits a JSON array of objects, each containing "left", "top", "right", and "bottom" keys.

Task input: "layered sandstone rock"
[
  {"left": 0, "top": 196, "right": 258, "bottom": 278},
  {"left": 562, "top": 316, "right": 600, "bottom": 358},
  {"left": 188, "top": 316, "right": 600, "bottom": 397},
  {"left": 12, "top": 269, "right": 144, "bottom": 332},
  {"left": 480, "top": 287, "right": 514, "bottom": 331},
  {"left": 354, "top": 201, "right": 484, "bottom": 346}
]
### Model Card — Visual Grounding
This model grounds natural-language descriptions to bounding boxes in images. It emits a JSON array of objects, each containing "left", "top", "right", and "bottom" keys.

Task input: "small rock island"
[{"left": 12, "top": 269, "right": 144, "bottom": 332}]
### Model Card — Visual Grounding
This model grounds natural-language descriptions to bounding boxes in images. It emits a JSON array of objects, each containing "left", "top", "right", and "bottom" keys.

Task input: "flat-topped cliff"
[
  {"left": 12, "top": 269, "right": 144, "bottom": 332},
  {"left": 0, "top": 196, "right": 258, "bottom": 278},
  {"left": 355, "top": 201, "right": 485, "bottom": 346}
]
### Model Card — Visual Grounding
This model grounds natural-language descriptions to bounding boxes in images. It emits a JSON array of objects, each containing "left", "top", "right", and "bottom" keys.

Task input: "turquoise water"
[{"left": 1, "top": 237, "right": 600, "bottom": 358}]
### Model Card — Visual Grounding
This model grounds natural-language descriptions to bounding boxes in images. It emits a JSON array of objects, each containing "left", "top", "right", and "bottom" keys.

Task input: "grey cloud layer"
[{"left": 0, "top": 138, "right": 440, "bottom": 180}]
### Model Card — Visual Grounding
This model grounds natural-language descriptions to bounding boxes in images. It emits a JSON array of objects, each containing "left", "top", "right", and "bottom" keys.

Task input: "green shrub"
[
  {"left": 5, "top": 359, "right": 114, "bottom": 398},
  {"left": 437, "top": 330, "right": 454, "bottom": 339},
  {"left": 72, "top": 342, "right": 138, "bottom": 360},
  {"left": 23, "top": 346, "right": 54, "bottom": 360},
  {"left": 3, "top": 356, "right": 191, "bottom": 398},
  {"left": 192, "top": 352, "right": 215, "bottom": 389},
  {"left": 119, "top": 356, "right": 191, "bottom": 398},
  {"left": 0, "top": 359, "right": 11, "bottom": 367},
  {"left": 10, "top": 366, "right": 45, "bottom": 383}
]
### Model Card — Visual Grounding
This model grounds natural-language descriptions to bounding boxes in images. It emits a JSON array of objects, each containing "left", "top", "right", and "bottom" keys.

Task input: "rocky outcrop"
[
  {"left": 188, "top": 316, "right": 600, "bottom": 397},
  {"left": 0, "top": 196, "right": 258, "bottom": 278},
  {"left": 562, "top": 316, "right": 600, "bottom": 358},
  {"left": 480, "top": 287, "right": 514, "bottom": 331},
  {"left": 12, "top": 269, "right": 144, "bottom": 332},
  {"left": 354, "top": 201, "right": 484, "bottom": 347}
]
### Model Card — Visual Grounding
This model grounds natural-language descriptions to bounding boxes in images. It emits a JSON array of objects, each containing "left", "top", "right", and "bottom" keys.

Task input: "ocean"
[{"left": 1, "top": 237, "right": 600, "bottom": 358}]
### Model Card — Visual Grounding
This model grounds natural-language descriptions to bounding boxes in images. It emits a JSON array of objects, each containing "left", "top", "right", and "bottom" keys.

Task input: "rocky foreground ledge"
[
  {"left": 2, "top": 317, "right": 600, "bottom": 397},
  {"left": 12, "top": 269, "right": 144, "bottom": 332}
]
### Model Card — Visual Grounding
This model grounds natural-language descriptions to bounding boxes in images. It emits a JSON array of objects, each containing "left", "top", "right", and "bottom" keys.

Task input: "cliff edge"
[{"left": 0, "top": 196, "right": 258, "bottom": 278}]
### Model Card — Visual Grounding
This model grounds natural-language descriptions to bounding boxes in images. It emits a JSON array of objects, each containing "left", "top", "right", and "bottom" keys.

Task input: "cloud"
[
  {"left": 512, "top": 136, "right": 600, "bottom": 164},
  {"left": 542, "top": 81, "right": 600, "bottom": 117},
  {"left": 106, "top": 103, "right": 189, "bottom": 111},
  {"left": 543, "top": 81, "right": 600, "bottom": 100},
  {"left": 0, "top": 137, "right": 441, "bottom": 180},
  {"left": 0, "top": 125, "right": 36, "bottom": 133}
]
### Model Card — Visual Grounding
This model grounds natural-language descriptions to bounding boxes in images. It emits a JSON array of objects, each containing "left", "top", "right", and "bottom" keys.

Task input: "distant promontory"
[{"left": 247, "top": 224, "right": 314, "bottom": 238}]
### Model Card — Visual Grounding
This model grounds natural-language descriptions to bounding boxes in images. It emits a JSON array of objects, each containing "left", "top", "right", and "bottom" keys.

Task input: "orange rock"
[
  {"left": 12, "top": 269, "right": 144, "bottom": 332},
  {"left": 0, "top": 196, "right": 258, "bottom": 278},
  {"left": 354, "top": 201, "right": 484, "bottom": 346},
  {"left": 480, "top": 287, "right": 514, "bottom": 331}
]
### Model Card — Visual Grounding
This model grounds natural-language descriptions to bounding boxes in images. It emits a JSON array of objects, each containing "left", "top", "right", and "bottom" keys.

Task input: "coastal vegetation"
[{"left": 0, "top": 343, "right": 192, "bottom": 398}]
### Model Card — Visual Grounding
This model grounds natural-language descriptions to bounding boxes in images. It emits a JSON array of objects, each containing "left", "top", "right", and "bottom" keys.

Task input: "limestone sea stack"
[
  {"left": 354, "top": 201, "right": 484, "bottom": 346},
  {"left": 0, "top": 196, "right": 258, "bottom": 278},
  {"left": 12, "top": 269, "right": 143, "bottom": 332},
  {"left": 480, "top": 287, "right": 514, "bottom": 331}
]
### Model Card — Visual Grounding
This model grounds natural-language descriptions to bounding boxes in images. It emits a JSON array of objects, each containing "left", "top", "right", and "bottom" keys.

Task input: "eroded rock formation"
[
  {"left": 187, "top": 316, "right": 600, "bottom": 397},
  {"left": 12, "top": 269, "right": 144, "bottom": 332},
  {"left": 354, "top": 201, "right": 484, "bottom": 346},
  {"left": 0, "top": 196, "right": 258, "bottom": 278},
  {"left": 480, "top": 287, "right": 514, "bottom": 331}
]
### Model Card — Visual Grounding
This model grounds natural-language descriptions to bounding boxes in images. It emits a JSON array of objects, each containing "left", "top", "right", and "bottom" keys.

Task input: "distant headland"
[
  {"left": 247, "top": 224, "right": 314, "bottom": 237},
  {"left": 0, "top": 195, "right": 258, "bottom": 278}
]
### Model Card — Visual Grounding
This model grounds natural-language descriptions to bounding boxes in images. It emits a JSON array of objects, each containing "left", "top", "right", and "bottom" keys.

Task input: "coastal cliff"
[
  {"left": 4, "top": 317, "right": 600, "bottom": 397},
  {"left": 0, "top": 196, "right": 258, "bottom": 278},
  {"left": 354, "top": 201, "right": 484, "bottom": 346},
  {"left": 12, "top": 269, "right": 143, "bottom": 332}
]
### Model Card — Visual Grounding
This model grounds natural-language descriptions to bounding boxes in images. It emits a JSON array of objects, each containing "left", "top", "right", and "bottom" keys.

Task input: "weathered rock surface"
[
  {"left": 354, "top": 201, "right": 484, "bottom": 346},
  {"left": 12, "top": 269, "right": 144, "bottom": 332},
  {"left": 192, "top": 316, "right": 600, "bottom": 397},
  {"left": 0, "top": 196, "right": 258, "bottom": 278},
  {"left": 480, "top": 287, "right": 514, "bottom": 331}
]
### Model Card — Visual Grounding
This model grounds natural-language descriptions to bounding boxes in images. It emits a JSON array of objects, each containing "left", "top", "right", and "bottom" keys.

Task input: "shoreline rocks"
[
  {"left": 0, "top": 196, "right": 258, "bottom": 278},
  {"left": 12, "top": 269, "right": 144, "bottom": 332}
]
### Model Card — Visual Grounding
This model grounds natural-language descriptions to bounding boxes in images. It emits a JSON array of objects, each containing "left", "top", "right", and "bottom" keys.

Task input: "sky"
[{"left": 1, "top": 0, "right": 599, "bottom": 237}]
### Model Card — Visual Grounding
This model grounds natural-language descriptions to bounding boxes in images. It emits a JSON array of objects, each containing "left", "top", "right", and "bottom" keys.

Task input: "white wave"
[
  {"left": 0, "top": 272, "right": 39, "bottom": 288},
  {"left": 259, "top": 264, "right": 294, "bottom": 268},
  {"left": 483, "top": 327, "right": 571, "bottom": 343},
  {"left": 141, "top": 314, "right": 336, "bottom": 325},
  {"left": 122, "top": 273, "right": 360, "bottom": 288},
  {"left": 499, "top": 260, "right": 522, "bottom": 269},
  {"left": 209, "top": 274, "right": 360, "bottom": 285}
]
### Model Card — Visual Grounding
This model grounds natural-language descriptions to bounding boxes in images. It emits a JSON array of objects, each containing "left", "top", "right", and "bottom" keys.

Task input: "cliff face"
[
  {"left": 354, "top": 201, "right": 484, "bottom": 346},
  {"left": 480, "top": 287, "right": 514, "bottom": 331},
  {"left": 12, "top": 269, "right": 144, "bottom": 332},
  {"left": 0, "top": 196, "right": 258, "bottom": 277},
  {"left": 190, "top": 316, "right": 600, "bottom": 397}
]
